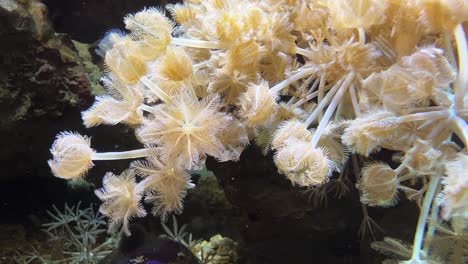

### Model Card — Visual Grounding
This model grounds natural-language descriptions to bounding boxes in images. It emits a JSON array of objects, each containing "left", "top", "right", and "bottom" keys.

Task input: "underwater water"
[{"left": 1, "top": 1, "right": 467, "bottom": 264}]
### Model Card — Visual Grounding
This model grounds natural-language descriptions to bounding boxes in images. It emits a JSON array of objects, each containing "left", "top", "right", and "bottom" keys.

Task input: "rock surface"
[{"left": 0, "top": 0, "right": 93, "bottom": 128}]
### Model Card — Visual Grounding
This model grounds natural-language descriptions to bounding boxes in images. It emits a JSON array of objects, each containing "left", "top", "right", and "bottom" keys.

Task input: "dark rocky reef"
[
  {"left": 0, "top": 0, "right": 93, "bottom": 128},
  {"left": 207, "top": 146, "right": 365, "bottom": 264}
]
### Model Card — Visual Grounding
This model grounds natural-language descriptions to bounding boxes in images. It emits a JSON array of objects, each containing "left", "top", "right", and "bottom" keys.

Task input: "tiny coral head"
[
  {"left": 121, "top": 7, "right": 173, "bottom": 62},
  {"left": 146, "top": 171, "right": 194, "bottom": 220},
  {"left": 105, "top": 45, "right": 148, "bottom": 84},
  {"left": 238, "top": 80, "right": 278, "bottom": 127},
  {"left": 440, "top": 153, "right": 468, "bottom": 220},
  {"left": 81, "top": 94, "right": 143, "bottom": 128},
  {"left": 159, "top": 47, "right": 194, "bottom": 82},
  {"left": 342, "top": 109, "right": 397, "bottom": 156},
  {"left": 403, "top": 139, "right": 442, "bottom": 174},
  {"left": 271, "top": 120, "right": 311, "bottom": 150},
  {"left": 95, "top": 169, "right": 147, "bottom": 236},
  {"left": 124, "top": 7, "right": 173, "bottom": 44},
  {"left": 48, "top": 132, "right": 95, "bottom": 180},
  {"left": 358, "top": 162, "right": 399, "bottom": 207},
  {"left": 81, "top": 75, "right": 144, "bottom": 128},
  {"left": 274, "top": 138, "right": 333, "bottom": 187},
  {"left": 216, "top": 118, "right": 250, "bottom": 162},
  {"left": 132, "top": 155, "right": 195, "bottom": 220}
]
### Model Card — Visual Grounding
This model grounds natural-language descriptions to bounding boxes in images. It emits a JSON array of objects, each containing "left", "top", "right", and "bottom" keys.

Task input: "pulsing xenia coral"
[{"left": 48, "top": 0, "right": 467, "bottom": 261}]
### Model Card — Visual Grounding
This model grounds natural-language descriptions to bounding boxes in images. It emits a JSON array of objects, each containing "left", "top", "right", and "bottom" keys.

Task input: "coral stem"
[
  {"left": 358, "top": 28, "right": 365, "bottom": 44},
  {"left": 172, "top": 37, "right": 224, "bottom": 49},
  {"left": 409, "top": 175, "right": 440, "bottom": 262},
  {"left": 451, "top": 116, "right": 468, "bottom": 148},
  {"left": 304, "top": 78, "right": 344, "bottom": 127},
  {"left": 295, "top": 47, "right": 311, "bottom": 57},
  {"left": 92, "top": 149, "right": 151, "bottom": 160},
  {"left": 311, "top": 74, "right": 354, "bottom": 148},
  {"left": 423, "top": 183, "right": 442, "bottom": 252},
  {"left": 444, "top": 32, "right": 457, "bottom": 69},
  {"left": 349, "top": 84, "right": 360, "bottom": 116},
  {"left": 394, "top": 158, "right": 410, "bottom": 176},
  {"left": 270, "top": 67, "right": 315, "bottom": 94},
  {"left": 193, "top": 60, "right": 210, "bottom": 69},
  {"left": 292, "top": 78, "right": 320, "bottom": 107},
  {"left": 317, "top": 74, "right": 326, "bottom": 121},
  {"left": 139, "top": 104, "right": 155, "bottom": 113},
  {"left": 294, "top": 91, "right": 319, "bottom": 107},
  {"left": 140, "top": 76, "right": 172, "bottom": 104},
  {"left": 395, "top": 110, "right": 451, "bottom": 123},
  {"left": 454, "top": 24, "right": 468, "bottom": 108}
]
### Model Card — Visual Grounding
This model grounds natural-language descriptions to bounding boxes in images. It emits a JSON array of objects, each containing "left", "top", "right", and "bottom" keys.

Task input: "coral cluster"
[{"left": 48, "top": 0, "right": 467, "bottom": 263}]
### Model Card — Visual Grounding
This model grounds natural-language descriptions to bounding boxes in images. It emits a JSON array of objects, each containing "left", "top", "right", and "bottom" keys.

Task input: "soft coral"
[{"left": 137, "top": 92, "right": 233, "bottom": 169}]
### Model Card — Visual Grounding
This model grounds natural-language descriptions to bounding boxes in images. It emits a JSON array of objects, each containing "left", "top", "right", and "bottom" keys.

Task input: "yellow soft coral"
[{"left": 47, "top": 4, "right": 468, "bottom": 258}]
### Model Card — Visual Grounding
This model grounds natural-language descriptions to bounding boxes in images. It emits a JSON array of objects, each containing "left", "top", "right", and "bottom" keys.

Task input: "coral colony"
[{"left": 48, "top": 0, "right": 467, "bottom": 263}]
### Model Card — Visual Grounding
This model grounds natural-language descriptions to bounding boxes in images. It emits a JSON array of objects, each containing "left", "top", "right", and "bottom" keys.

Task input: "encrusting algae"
[{"left": 48, "top": 1, "right": 468, "bottom": 263}]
